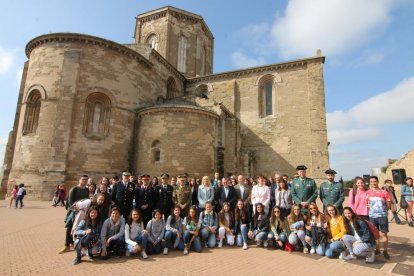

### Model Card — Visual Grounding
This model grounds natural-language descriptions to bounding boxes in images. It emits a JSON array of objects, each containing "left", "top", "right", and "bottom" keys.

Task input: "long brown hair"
[
  {"left": 305, "top": 202, "right": 324, "bottom": 226},
  {"left": 234, "top": 199, "right": 248, "bottom": 222},
  {"left": 218, "top": 202, "right": 234, "bottom": 227},
  {"left": 288, "top": 203, "right": 303, "bottom": 225},
  {"left": 186, "top": 205, "right": 199, "bottom": 224},
  {"left": 352, "top": 176, "right": 367, "bottom": 204}
]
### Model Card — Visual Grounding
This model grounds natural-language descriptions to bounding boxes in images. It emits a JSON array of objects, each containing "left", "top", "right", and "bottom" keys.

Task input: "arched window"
[
  {"left": 258, "top": 75, "right": 276, "bottom": 118},
  {"left": 83, "top": 92, "right": 111, "bottom": 138},
  {"left": 147, "top": 34, "right": 158, "bottom": 50},
  {"left": 166, "top": 77, "right": 177, "bottom": 99},
  {"left": 196, "top": 84, "right": 209, "bottom": 99},
  {"left": 151, "top": 140, "right": 161, "bottom": 163},
  {"left": 177, "top": 35, "right": 187, "bottom": 73},
  {"left": 22, "top": 90, "right": 42, "bottom": 135}
]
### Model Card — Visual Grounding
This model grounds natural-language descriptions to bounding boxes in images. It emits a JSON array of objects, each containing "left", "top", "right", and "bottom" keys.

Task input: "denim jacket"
[{"left": 401, "top": 185, "right": 414, "bottom": 202}]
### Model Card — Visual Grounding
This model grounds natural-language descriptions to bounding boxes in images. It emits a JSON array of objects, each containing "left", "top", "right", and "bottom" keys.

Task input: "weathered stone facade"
[{"left": 0, "top": 6, "right": 329, "bottom": 199}]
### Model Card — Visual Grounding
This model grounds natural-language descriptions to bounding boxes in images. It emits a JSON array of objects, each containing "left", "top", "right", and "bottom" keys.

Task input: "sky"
[{"left": 0, "top": 0, "right": 413, "bottom": 180}]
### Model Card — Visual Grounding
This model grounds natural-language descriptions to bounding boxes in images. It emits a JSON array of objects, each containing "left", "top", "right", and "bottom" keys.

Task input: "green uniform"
[
  {"left": 291, "top": 177, "right": 318, "bottom": 214},
  {"left": 173, "top": 184, "right": 192, "bottom": 215},
  {"left": 319, "top": 181, "right": 344, "bottom": 213}
]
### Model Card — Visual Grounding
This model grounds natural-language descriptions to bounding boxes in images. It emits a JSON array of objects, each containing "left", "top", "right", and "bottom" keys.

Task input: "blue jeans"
[
  {"left": 288, "top": 230, "right": 306, "bottom": 246},
  {"left": 236, "top": 225, "right": 249, "bottom": 246},
  {"left": 103, "top": 234, "right": 125, "bottom": 259},
  {"left": 183, "top": 231, "right": 202, "bottom": 252},
  {"left": 253, "top": 230, "right": 268, "bottom": 241},
  {"left": 325, "top": 240, "right": 345, "bottom": 258},
  {"left": 267, "top": 231, "right": 287, "bottom": 243},
  {"left": 164, "top": 230, "right": 184, "bottom": 250},
  {"left": 126, "top": 233, "right": 148, "bottom": 252},
  {"left": 146, "top": 241, "right": 162, "bottom": 255},
  {"left": 200, "top": 228, "right": 216, "bottom": 248},
  {"left": 15, "top": 195, "right": 23, "bottom": 208}
]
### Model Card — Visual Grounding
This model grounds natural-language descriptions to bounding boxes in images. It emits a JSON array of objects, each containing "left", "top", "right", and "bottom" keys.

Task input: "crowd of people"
[{"left": 57, "top": 165, "right": 414, "bottom": 265}]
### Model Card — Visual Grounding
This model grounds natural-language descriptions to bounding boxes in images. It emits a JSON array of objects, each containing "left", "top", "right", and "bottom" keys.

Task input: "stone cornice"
[
  {"left": 25, "top": 33, "right": 152, "bottom": 68},
  {"left": 137, "top": 105, "right": 219, "bottom": 119},
  {"left": 136, "top": 6, "right": 214, "bottom": 39},
  {"left": 150, "top": 49, "right": 186, "bottom": 82},
  {"left": 187, "top": 56, "right": 325, "bottom": 84}
]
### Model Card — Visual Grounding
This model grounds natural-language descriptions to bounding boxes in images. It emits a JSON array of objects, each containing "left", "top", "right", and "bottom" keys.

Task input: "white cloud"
[
  {"left": 271, "top": 0, "right": 396, "bottom": 58},
  {"left": 351, "top": 49, "right": 386, "bottom": 67},
  {"left": 15, "top": 68, "right": 23, "bottom": 85},
  {"left": 0, "top": 47, "right": 15, "bottom": 74},
  {"left": 327, "top": 76, "right": 414, "bottom": 145},
  {"left": 231, "top": 50, "right": 266, "bottom": 69}
]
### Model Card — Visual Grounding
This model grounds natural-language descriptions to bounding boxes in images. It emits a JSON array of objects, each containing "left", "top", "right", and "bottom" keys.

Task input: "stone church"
[{"left": 1, "top": 6, "right": 329, "bottom": 199}]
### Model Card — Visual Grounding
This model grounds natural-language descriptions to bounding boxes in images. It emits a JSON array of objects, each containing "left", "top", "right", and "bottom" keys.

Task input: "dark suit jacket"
[
  {"left": 217, "top": 186, "right": 236, "bottom": 209},
  {"left": 111, "top": 181, "right": 135, "bottom": 216},
  {"left": 234, "top": 184, "right": 252, "bottom": 207}
]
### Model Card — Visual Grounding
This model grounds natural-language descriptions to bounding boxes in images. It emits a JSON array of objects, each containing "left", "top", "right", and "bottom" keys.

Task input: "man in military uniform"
[
  {"left": 135, "top": 174, "right": 155, "bottom": 227},
  {"left": 173, "top": 175, "right": 192, "bottom": 216},
  {"left": 291, "top": 165, "right": 318, "bottom": 215},
  {"left": 319, "top": 169, "right": 344, "bottom": 213},
  {"left": 155, "top": 173, "right": 174, "bottom": 218},
  {"left": 111, "top": 171, "right": 135, "bottom": 219}
]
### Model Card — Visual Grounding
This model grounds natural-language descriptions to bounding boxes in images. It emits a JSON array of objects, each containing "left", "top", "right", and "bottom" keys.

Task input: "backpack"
[{"left": 363, "top": 219, "right": 380, "bottom": 240}]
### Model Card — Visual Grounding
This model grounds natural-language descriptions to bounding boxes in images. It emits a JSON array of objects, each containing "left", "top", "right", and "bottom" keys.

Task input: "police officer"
[
  {"left": 155, "top": 173, "right": 174, "bottom": 218},
  {"left": 111, "top": 171, "right": 135, "bottom": 219},
  {"left": 319, "top": 169, "right": 344, "bottom": 213},
  {"left": 173, "top": 175, "right": 192, "bottom": 216},
  {"left": 135, "top": 174, "right": 155, "bottom": 227},
  {"left": 291, "top": 165, "right": 318, "bottom": 215}
]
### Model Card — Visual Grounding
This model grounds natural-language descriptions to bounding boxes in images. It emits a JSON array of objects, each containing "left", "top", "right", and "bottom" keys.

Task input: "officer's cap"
[
  {"left": 140, "top": 174, "right": 150, "bottom": 179},
  {"left": 122, "top": 171, "right": 131, "bottom": 176},
  {"left": 325, "top": 169, "right": 337, "bottom": 174},
  {"left": 161, "top": 173, "right": 170, "bottom": 179},
  {"left": 296, "top": 165, "right": 307, "bottom": 171}
]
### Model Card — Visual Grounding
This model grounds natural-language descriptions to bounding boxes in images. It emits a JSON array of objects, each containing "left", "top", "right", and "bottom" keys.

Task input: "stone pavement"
[{"left": 1, "top": 200, "right": 413, "bottom": 276}]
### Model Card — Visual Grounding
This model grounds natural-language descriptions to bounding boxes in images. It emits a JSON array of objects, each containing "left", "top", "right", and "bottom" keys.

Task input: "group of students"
[{"left": 58, "top": 166, "right": 414, "bottom": 265}]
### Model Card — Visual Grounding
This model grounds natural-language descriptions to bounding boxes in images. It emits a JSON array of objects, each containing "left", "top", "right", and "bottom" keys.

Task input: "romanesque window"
[
  {"left": 22, "top": 90, "right": 42, "bottom": 135},
  {"left": 196, "top": 84, "right": 209, "bottom": 99},
  {"left": 151, "top": 140, "right": 161, "bottom": 163},
  {"left": 258, "top": 75, "right": 276, "bottom": 118},
  {"left": 83, "top": 92, "right": 111, "bottom": 138},
  {"left": 166, "top": 77, "right": 177, "bottom": 99},
  {"left": 177, "top": 35, "right": 187, "bottom": 73},
  {"left": 147, "top": 34, "right": 158, "bottom": 50}
]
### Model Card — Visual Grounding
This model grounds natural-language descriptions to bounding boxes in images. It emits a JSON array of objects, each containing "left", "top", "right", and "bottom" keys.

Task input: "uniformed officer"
[
  {"left": 173, "top": 175, "right": 192, "bottom": 216},
  {"left": 155, "top": 173, "right": 174, "bottom": 218},
  {"left": 291, "top": 165, "right": 318, "bottom": 215},
  {"left": 319, "top": 169, "right": 344, "bottom": 213},
  {"left": 111, "top": 171, "right": 135, "bottom": 219},
  {"left": 135, "top": 174, "right": 155, "bottom": 227}
]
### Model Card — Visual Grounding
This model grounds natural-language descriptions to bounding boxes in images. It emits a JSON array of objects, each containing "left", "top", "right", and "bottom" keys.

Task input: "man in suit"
[
  {"left": 234, "top": 174, "right": 252, "bottom": 213},
  {"left": 111, "top": 171, "right": 135, "bottom": 219},
  {"left": 216, "top": 177, "right": 236, "bottom": 210},
  {"left": 135, "top": 174, "right": 155, "bottom": 227},
  {"left": 155, "top": 173, "right": 174, "bottom": 218},
  {"left": 291, "top": 165, "right": 318, "bottom": 215}
]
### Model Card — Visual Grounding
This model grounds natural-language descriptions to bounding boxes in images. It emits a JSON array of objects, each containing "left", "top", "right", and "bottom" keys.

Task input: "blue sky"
[{"left": 1, "top": 0, "right": 413, "bottom": 179}]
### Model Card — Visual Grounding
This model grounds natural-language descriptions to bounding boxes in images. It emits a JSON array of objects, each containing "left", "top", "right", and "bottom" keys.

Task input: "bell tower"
[{"left": 134, "top": 6, "right": 214, "bottom": 77}]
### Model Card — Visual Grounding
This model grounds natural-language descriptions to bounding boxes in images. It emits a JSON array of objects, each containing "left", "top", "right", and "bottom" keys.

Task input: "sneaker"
[
  {"left": 303, "top": 247, "right": 309, "bottom": 254},
  {"left": 204, "top": 243, "right": 208, "bottom": 248},
  {"left": 256, "top": 240, "right": 262, "bottom": 247},
  {"left": 374, "top": 249, "right": 381, "bottom": 255},
  {"left": 125, "top": 250, "right": 131, "bottom": 257},
  {"left": 310, "top": 246, "right": 316, "bottom": 254},
  {"left": 72, "top": 257, "right": 81, "bottom": 265},
  {"left": 263, "top": 241, "right": 268, "bottom": 248},
  {"left": 408, "top": 221, "right": 414, "bottom": 227},
  {"left": 339, "top": 251, "right": 347, "bottom": 260},
  {"left": 343, "top": 253, "right": 357, "bottom": 260},
  {"left": 243, "top": 243, "right": 248, "bottom": 250},
  {"left": 141, "top": 251, "right": 148, "bottom": 259},
  {"left": 59, "top": 246, "right": 70, "bottom": 254},
  {"left": 87, "top": 254, "right": 94, "bottom": 261},
  {"left": 163, "top": 248, "right": 168, "bottom": 255},
  {"left": 365, "top": 251, "right": 375, "bottom": 263},
  {"left": 218, "top": 240, "right": 223, "bottom": 248},
  {"left": 383, "top": 251, "right": 390, "bottom": 260},
  {"left": 184, "top": 247, "right": 189, "bottom": 255}
]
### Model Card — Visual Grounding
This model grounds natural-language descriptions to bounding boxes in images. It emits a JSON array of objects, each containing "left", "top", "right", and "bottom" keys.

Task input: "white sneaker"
[
  {"left": 183, "top": 248, "right": 189, "bottom": 255},
  {"left": 243, "top": 243, "right": 248, "bottom": 250},
  {"left": 365, "top": 251, "right": 375, "bottom": 263},
  {"left": 163, "top": 248, "right": 168, "bottom": 255},
  {"left": 339, "top": 251, "right": 346, "bottom": 260},
  {"left": 344, "top": 253, "right": 357, "bottom": 260},
  {"left": 218, "top": 240, "right": 223, "bottom": 248},
  {"left": 263, "top": 241, "right": 268, "bottom": 248},
  {"left": 141, "top": 251, "right": 148, "bottom": 259},
  {"left": 310, "top": 247, "right": 316, "bottom": 254},
  {"left": 125, "top": 250, "right": 131, "bottom": 257}
]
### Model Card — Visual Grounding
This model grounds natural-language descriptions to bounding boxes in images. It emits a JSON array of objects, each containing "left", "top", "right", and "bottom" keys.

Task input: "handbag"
[
  {"left": 284, "top": 240, "right": 294, "bottom": 252},
  {"left": 400, "top": 195, "right": 408, "bottom": 209}
]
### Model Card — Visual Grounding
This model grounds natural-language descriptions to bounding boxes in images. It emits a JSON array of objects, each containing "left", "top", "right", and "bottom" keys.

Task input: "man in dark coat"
[{"left": 111, "top": 171, "right": 135, "bottom": 219}]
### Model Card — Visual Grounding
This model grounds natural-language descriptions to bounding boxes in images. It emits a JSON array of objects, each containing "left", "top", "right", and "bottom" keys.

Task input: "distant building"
[{"left": 0, "top": 6, "right": 329, "bottom": 199}]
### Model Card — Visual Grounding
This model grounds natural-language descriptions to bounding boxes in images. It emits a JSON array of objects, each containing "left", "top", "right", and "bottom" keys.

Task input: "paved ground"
[{"left": 1, "top": 200, "right": 413, "bottom": 276}]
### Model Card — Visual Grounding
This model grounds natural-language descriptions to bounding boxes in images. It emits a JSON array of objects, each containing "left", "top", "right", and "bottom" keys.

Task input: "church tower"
[{"left": 134, "top": 6, "right": 214, "bottom": 77}]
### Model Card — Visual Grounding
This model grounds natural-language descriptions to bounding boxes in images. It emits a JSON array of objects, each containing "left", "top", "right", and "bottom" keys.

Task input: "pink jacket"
[{"left": 348, "top": 189, "right": 368, "bottom": 216}]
